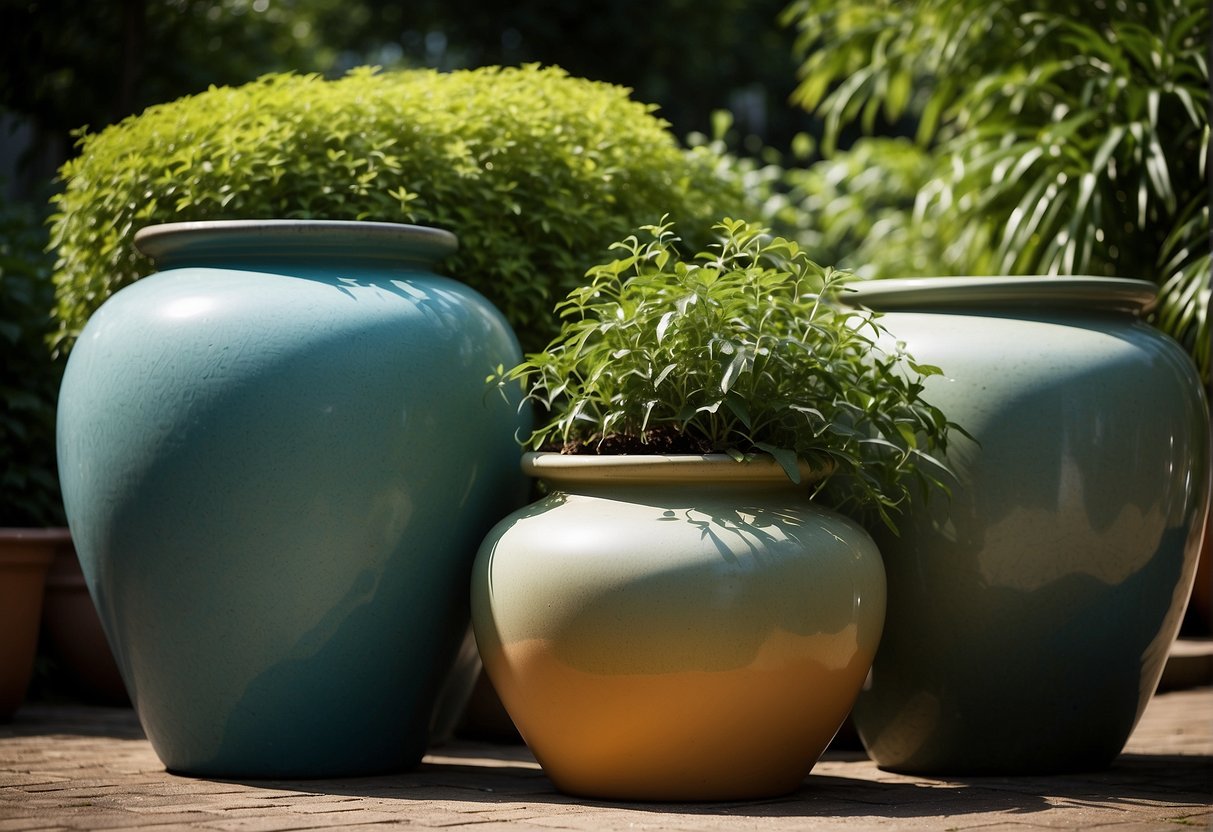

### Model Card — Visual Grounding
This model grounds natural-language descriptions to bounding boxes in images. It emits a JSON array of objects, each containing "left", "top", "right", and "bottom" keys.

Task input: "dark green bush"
[
  {"left": 49, "top": 65, "right": 747, "bottom": 353},
  {"left": 0, "top": 196, "right": 65, "bottom": 527}
]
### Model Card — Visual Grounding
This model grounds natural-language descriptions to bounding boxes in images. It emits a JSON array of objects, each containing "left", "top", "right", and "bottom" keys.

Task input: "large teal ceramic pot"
[
  {"left": 844, "top": 276, "right": 1211, "bottom": 774},
  {"left": 57, "top": 220, "right": 528, "bottom": 778},
  {"left": 472, "top": 453, "right": 886, "bottom": 800}
]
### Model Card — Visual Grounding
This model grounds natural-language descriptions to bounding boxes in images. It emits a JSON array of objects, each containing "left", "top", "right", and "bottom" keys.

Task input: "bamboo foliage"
[{"left": 783, "top": 0, "right": 1210, "bottom": 380}]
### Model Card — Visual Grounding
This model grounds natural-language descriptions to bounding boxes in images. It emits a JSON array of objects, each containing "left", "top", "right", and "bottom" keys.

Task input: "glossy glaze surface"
[
  {"left": 472, "top": 454, "right": 886, "bottom": 800},
  {"left": 844, "top": 277, "right": 1211, "bottom": 774},
  {"left": 57, "top": 220, "right": 528, "bottom": 777}
]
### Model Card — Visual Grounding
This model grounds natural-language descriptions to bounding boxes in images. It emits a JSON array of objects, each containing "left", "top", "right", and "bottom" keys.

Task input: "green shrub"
[
  {"left": 0, "top": 196, "right": 65, "bottom": 527},
  {"left": 496, "top": 217, "right": 957, "bottom": 527},
  {"left": 780, "top": 138, "right": 993, "bottom": 279},
  {"left": 49, "top": 65, "right": 747, "bottom": 353},
  {"left": 685, "top": 121, "right": 986, "bottom": 281}
]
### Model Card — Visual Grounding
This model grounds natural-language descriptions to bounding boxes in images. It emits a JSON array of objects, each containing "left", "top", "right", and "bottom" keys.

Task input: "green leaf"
[
  {"left": 720, "top": 351, "right": 750, "bottom": 393},
  {"left": 754, "top": 442, "right": 803, "bottom": 485},
  {"left": 655, "top": 311, "right": 676, "bottom": 344}
]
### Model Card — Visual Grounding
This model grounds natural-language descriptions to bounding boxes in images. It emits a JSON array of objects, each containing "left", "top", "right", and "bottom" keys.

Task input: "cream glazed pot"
[{"left": 471, "top": 453, "right": 886, "bottom": 801}]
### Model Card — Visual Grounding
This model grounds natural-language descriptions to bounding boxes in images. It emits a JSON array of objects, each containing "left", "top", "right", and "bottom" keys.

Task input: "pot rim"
[
  {"left": 0, "top": 527, "right": 73, "bottom": 543},
  {"left": 133, "top": 219, "right": 458, "bottom": 268},
  {"left": 521, "top": 451, "right": 829, "bottom": 486},
  {"left": 843, "top": 275, "right": 1156, "bottom": 315},
  {"left": 0, "top": 528, "right": 71, "bottom": 567}
]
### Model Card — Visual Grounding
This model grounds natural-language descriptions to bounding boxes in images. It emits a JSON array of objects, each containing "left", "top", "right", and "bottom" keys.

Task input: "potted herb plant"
[{"left": 470, "top": 218, "right": 956, "bottom": 801}]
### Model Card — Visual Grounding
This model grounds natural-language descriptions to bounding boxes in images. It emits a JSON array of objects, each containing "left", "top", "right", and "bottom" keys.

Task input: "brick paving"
[{"left": 0, "top": 681, "right": 1209, "bottom": 832}]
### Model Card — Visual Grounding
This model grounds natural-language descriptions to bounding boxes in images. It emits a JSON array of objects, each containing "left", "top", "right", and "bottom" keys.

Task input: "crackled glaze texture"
[
  {"left": 472, "top": 454, "right": 886, "bottom": 801},
  {"left": 845, "top": 277, "right": 1211, "bottom": 775},
  {"left": 57, "top": 220, "right": 528, "bottom": 778}
]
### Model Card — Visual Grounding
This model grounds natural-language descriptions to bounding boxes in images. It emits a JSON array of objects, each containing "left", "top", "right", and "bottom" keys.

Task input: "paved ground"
[{"left": 0, "top": 680, "right": 1209, "bottom": 832}]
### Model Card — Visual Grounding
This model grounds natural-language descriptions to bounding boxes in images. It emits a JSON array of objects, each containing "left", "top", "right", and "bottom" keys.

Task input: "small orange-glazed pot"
[{"left": 472, "top": 454, "right": 886, "bottom": 801}]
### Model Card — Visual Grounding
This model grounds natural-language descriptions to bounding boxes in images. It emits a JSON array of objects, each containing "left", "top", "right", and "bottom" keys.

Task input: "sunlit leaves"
[
  {"left": 496, "top": 218, "right": 957, "bottom": 527},
  {"left": 783, "top": 0, "right": 1211, "bottom": 381},
  {"left": 49, "top": 65, "right": 748, "bottom": 355}
]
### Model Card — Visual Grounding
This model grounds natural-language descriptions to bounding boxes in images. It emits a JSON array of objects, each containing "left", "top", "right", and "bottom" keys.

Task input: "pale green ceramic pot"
[
  {"left": 57, "top": 220, "right": 528, "bottom": 777},
  {"left": 843, "top": 276, "right": 1211, "bottom": 774},
  {"left": 472, "top": 453, "right": 886, "bottom": 801}
]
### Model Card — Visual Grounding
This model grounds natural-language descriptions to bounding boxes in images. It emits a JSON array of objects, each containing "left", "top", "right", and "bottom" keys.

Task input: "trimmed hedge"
[{"left": 50, "top": 65, "right": 747, "bottom": 352}]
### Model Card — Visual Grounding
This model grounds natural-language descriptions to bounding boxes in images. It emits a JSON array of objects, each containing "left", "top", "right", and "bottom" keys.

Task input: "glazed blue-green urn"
[
  {"left": 56, "top": 220, "right": 528, "bottom": 778},
  {"left": 844, "top": 277, "right": 1210, "bottom": 774}
]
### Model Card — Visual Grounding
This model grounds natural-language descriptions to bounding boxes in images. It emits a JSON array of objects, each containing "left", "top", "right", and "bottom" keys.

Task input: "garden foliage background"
[{"left": 1, "top": 0, "right": 1208, "bottom": 527}]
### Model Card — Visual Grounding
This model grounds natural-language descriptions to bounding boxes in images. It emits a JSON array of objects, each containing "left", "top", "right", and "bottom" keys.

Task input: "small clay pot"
[{"left": 0, "top": 529, "right": 58, "bottom": 720}]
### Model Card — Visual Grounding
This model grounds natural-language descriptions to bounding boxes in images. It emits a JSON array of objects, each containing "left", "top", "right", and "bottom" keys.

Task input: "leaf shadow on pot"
[{"left": 479, "top": 491, "right": 875, "bottom": 678}]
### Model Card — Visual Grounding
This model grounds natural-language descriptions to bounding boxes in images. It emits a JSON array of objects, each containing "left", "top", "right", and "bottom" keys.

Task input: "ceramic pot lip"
[
  {"left": 133, "top": 219, "right": 458, "bottom": 269},
  {"left": 843, "top": 275, "right": 1156, "bottom": 315},
  {"left": 521, "top": 451, "right": 828, "bottom": 486}
]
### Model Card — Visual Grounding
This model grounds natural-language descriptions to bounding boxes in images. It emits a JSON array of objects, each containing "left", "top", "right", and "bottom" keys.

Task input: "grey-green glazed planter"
[
  {"left": 844, "top": 276, "right": 1211, "bottom": 774},
  {"left": 57, "top": 220, "right": 528, "bottom": 778}
]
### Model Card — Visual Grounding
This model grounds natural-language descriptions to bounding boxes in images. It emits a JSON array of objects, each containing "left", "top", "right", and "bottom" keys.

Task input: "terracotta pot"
[
  {"left": 40, "top": 535, "right": 129, "bottom": 705},
  {"left": 0, "top": 529, "right": 57, "bottom": 720}
]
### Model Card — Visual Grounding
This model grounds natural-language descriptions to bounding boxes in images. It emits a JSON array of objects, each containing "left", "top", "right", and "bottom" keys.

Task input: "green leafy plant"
[
  {"left": 0, "top": 195, "right": 65, "bottom": 527},
  {"left": 49, "top": 64, "right": 746, "bottom": 353},
  {"left": 774, "top": 137, "right": 989, "bottom": 279},
  {"left": 783, "top": 0, "right": 1211, "bottom": 380},
  {"left": 496, "top": 217, "right": 957, "bottom": 526},
  {"left": 686, "top": 116, "right": 991, "bottom": 281}
]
